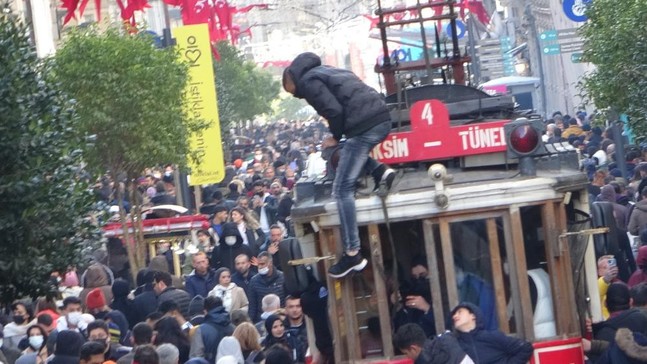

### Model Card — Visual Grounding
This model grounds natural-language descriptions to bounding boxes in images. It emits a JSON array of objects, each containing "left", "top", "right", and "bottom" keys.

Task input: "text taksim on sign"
[{"left": 370, "top": 99, "right": 509, "bottom": 164}]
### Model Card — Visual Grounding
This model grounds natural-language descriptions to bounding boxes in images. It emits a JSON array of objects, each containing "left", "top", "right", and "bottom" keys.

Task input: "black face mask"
[
  {"left": 12, "top": 315, "right": 25, "bottom": 325},
  {"left": 93, "top": 311, "right": 108, "bottom": 320},
  {"left": 412, "top": 277, "right": 431, "bottom": 301}
]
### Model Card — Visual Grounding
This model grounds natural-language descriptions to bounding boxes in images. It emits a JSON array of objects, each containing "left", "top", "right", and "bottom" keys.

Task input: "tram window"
[
  {"left": 445, "top": 217, "right": 509, "bottom": 332},
  {"left": 520, "top": 205, "right": 558, "bottom": 339}
]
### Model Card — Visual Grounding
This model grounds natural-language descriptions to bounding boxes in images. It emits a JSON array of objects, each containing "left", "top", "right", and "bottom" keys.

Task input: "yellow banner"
[{"left": 174, "top": 24, "right": 225, "bottom": 186}]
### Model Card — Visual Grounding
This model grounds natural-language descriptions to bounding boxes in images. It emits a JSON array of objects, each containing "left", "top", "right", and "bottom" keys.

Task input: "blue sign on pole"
[
  {"left": 539, "top": 30, "right": 558, "bottom": 42},
  {"left": 543, "top": 44, "right": 561, "bottom": 55},
  {"left": 445, "top": 20, "right": 466, "bottom": 39},
  {"left": 563, "top": 0, "right": 592, "bottom": 22}
]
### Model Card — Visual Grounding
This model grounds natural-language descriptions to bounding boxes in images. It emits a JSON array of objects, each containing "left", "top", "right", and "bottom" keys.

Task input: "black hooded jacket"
[
  {"left": 285, "top": 52, "right": 391, "bottom": 141},
  {"left": 593, "top": 308, "right": 647, "bottom": 343},
  {"left": 416, "top": 334, "right": 470, "bottom": 364},
  {"left": 213, "top": 223, "right": 254, "bottom": 271},
  {"left": 452, "top": 302, "right": 533, "bottom": 364}
]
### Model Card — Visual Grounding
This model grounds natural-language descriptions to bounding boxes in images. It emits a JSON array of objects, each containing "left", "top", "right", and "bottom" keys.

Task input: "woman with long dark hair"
[{"left": 154, "top": 317, "right": 190, "bottom": 363}]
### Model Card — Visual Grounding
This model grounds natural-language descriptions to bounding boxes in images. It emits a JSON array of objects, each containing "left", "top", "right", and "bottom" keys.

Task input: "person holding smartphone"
[{"left": 597, "top": 255, "right": 620, "bottom": 319}]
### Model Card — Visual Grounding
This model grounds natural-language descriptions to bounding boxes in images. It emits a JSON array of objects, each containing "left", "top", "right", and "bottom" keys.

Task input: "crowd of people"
[{"left": 8, "top": 99, "right": 647, "bottom": 364}]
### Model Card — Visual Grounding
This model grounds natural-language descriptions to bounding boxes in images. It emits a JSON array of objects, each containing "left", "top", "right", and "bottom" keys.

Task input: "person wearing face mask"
[
  {"left": 393, "top": 257, "right": 436, "bottom": 338},
  {"left": 85, "top": 288, "right": 130, "bottom": 346},
  {"left": 212, "top": 223, "right": 255, "bottom": 272},
  {"left": 208, "top": 268, "right": 249, "bottom": 313},
  {"left": 15, "top": 325, "right": 48, "bottom": 364},
  {"left": 247, "top": 252, "right": 286, "bottom": 323},
  {"left": 3, "top": 302, "right": 34, "bottom": 351},
  {"left": 86, "top": 320, "right": 130, "bottom": 362}
]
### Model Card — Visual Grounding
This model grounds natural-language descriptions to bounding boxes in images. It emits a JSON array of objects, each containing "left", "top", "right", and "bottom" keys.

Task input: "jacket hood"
[
  {"left": 205, "top": 306, "right": 231, "bottom": 326},
  {"left": 598, "top": 185, "right": 616, "bottom": 203},
  {"left": 221, "top": 223, "right": 244, "bottom": 246},
  {"left": 112, "top": 278, "right": 130, "bottom": 298},
  {"left": 451, "top": 302, "right": 484, "bottom": 330},
  {"left": 616, "top": 328, "right": 647, "bottom": 361},
  {"left": 286, "top": 52, "right": 322, "bottom": 98},
  {"left": 149, "top": 256, "right": 170, "bottom": 273},
  {"left": 84, "top": 264, "right": 109, "bottom": 288},
  {"left": 216, "top": 336, "right": 244, "bottom": 364},
  {"left": 54, "top": 330, "right": 85, "bottom": 355},
  {"left": 635, "top": 199, "right": 647, "bottom": 212}
]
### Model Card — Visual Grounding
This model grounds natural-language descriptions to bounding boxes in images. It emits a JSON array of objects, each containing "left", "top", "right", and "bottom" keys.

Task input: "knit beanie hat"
[
  {"left": 607, "top": 283, "right": 631, "bottom": 312},
  {"left": 188, "top": 295, "right": 205, "bottom": 317},
  {"left": 86, "top": 288, "right": 106, "bottom": 310}
]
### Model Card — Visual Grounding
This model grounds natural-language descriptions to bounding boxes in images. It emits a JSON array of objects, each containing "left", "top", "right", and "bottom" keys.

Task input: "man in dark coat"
[
  {"left": 451, "top": 302, "right": 533, "bottom": 364},
  {"left": 247, "top": 252, "right": 286, "bottom": 322},
  {"left": 185, "top": 252, "right": 218, "bottom": 298},
  {"left": 132, "top": 269, "right": 158, "bottom": 325},
  {"left": 593, "top": 283, "right": 647, "bottom": 343},
  {"left": 283, "top": 52, "right": 394, "bottom": 279},
  {"left": 231, "top": 253, "right": 257, "bottom": 297},
  {"left": 213, "top": 223, "right": 254, "bottom": 271},
  {"left": 154, "top": 271, "right": 191, "bottom": 319},
  {"left": 394, "top": 323, "right": 472, "bottom": 364}
]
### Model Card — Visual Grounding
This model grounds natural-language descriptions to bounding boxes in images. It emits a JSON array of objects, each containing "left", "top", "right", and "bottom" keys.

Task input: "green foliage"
[
  {"left": 214, "top": 41, "right": 280, "bottom": 128},
  {"left": 273, "top": 96, "right": 313, "bottom": 120},
  {"left": 52, "top": 26, "right": 198, "bottom": 178},
  {"left": 0, "top": 7, "right": 100, "bottom": 304},
  {"left": 580, "top": 0, "right": 647, "bottom": 139}
]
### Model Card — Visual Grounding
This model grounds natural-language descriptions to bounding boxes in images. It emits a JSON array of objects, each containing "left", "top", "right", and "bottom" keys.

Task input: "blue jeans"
[{"left": 333, "top": 120, "right": 391, "bottom": 252}]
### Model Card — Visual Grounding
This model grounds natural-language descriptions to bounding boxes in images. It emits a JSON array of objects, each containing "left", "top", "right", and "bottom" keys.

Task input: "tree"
[
  {"left": 52, "top": 26, "right": 202, "bottom": 278},
  {"left": 274, "top": 96, "right": 314, "bottom": 120},
  {"left": 0, "top": 5, "right": 100, "bottom": 304},
  {"left": 214, "top": 41, "right": 280, "bottom": 129},
  {"left": 580, "top": 0, "right": 647, "bottom": 139}
]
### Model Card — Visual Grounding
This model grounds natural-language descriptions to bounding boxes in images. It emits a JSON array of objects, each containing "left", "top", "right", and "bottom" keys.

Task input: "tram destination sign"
[{"left": 371, "top": 100, "right": 509, "bottom": 164}]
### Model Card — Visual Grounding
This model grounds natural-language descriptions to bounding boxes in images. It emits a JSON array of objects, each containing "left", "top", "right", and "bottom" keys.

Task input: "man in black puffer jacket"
[
  {"left": 283, "top": 52, "right": 394, "bottom": 279},
  {"left": 451, "top": 302, "right": 533, "bottom": 363},
  {"left": 248, "top": 251, "right": 285, "bottom": 322}
]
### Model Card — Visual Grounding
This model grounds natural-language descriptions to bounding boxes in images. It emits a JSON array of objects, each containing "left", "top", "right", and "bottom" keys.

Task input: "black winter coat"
[
  {"left": 248, "top": 270, "right": 286, "bottom": 322},
  {"left": 453, "top": 302, "right": 533, "bottom": 364},
  {"left": 416, "top": 334, "right": 470, "bottom": 364},
  {"left": 593, "top": 308, "right": 647, "bottom": 343},
  {"left": 285, "top": 52, "right": 391, "bottom": 141},
  {"left": 157, "top": 287, "right": 192, "bottom": 318},
  {"left": 132, "top": 285, "right": 158, "bottom": 324}
]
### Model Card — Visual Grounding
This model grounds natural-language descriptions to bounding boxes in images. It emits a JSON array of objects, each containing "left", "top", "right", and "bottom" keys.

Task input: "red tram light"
[
  {"left": 504, "top": 118, "right": 546, "bottom": 176},
  {"left": 509, "top": 124, "right": 540, "bottom": 154}
]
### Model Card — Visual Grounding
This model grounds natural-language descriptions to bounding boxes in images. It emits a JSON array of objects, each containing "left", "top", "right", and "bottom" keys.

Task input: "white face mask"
[
  {"left": 225, "top": 236, "right": 237, "bottom": 246},
  {"left": 258, "top": 267, "right": 269, "bottom": 275},
  {"left": 29, "top": 335, "right": 44, "bottom": 350},
  {"left": 67, "top": 311, "right": 82, "bottom": 326}
]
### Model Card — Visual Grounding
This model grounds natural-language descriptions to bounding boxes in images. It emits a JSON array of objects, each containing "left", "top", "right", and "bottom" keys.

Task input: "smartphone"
[{"left": 608, "top": 258, "right": 616, "bottom": 267}]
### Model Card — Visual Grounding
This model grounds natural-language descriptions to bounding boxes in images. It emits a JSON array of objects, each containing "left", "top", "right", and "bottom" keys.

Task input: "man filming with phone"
[{"left": 597, "top": 255, "right": 620, "bottom": 319}]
